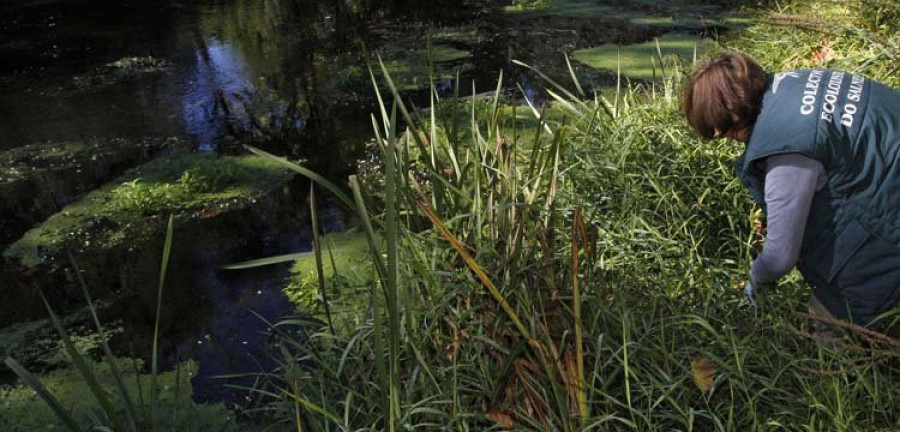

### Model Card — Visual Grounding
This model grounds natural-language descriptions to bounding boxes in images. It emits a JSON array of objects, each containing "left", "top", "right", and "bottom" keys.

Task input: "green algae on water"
[
  {"left": 573, "top": 32, "right": 717, "bottom": 81},
  {"left": 375, "top": 43, "right": 473, "bottom": 92},
  {"left": 284, "top": 231, "right": 374, "bottom": 313},
  {"left": 0, "top": 359, "right": 243, "bottom": 431}
]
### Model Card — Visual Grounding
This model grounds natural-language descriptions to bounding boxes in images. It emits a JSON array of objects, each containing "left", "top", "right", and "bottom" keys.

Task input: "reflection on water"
[
  {"left": 0, "top": 0, "right": 735, "bottom": 162},
  {"left": 183, "top": 38, "right": 254, "bottom": 151},
  {"left": 163, "top": 230, "right": 301, "bottom": 405},
  {"left": 0, "top": 0, "right": 380, "bottom": 163}
]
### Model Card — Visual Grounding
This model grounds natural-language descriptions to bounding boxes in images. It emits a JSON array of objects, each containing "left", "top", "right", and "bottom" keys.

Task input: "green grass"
[
  {"left": 726, "top": 0, "right": 899, "bottom": 88},
  {"left": 4, "top": 153, "right": 292, "bottom": 267}
]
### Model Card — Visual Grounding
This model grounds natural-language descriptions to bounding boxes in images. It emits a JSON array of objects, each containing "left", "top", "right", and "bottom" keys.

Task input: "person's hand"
[
  {"left": 745, "top": 280, "right": 759, "bottom": 304},
  {"left": 744, "top": 276, "right": 774, "bottom": 306}
]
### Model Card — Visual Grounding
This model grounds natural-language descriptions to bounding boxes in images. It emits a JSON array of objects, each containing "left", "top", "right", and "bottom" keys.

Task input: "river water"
[{"left": 0, "top": 0, "right": 741, "bottom": 406}]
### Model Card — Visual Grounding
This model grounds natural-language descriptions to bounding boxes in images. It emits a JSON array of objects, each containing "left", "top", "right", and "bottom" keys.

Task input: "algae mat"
[
  {"left": 0, "top": 359, "right": 242, "bottom": 431},
  {"left": 284, "top": 231, "right": 374, "bottom": 313},
  {"left": 573, "top": 33, "right": 717, "bottom": 81}
]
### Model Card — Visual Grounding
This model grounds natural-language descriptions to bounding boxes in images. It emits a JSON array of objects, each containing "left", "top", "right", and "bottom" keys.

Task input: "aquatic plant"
[
  {"left": 573, "top": 33, "right": 716, "bottom": 81},
  {"left": 282, "top": 231, "right": 372, "bottom": 316}
]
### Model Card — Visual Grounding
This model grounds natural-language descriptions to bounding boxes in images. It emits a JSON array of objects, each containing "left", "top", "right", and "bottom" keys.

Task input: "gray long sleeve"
[{"left": 749, "top": 153, "right": 826, "bottom": 284}]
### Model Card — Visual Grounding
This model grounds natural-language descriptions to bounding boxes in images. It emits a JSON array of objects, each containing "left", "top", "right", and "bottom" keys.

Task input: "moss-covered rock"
[
  {"left": 5, "top": 153, "right": 292, "bottom": 268},
  {"left": 0, "top": 152, "right": 296, "bottom": 327},
  {"left": 0, "top": 137, "right": 173, "bottom": 248}
]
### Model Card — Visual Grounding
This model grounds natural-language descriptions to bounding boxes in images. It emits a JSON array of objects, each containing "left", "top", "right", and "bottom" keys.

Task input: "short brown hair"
[{"left": 683, "top": 52, "right": 768, "bottom": 140}]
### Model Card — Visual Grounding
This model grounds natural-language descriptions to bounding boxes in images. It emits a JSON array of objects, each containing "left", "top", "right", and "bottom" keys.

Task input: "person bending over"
[{"left": 683, "top": 51, "right": 900, "bottom": 325}]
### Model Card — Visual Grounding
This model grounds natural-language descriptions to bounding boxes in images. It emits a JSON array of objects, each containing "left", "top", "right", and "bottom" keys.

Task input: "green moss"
[
  {"left": 573, "top": 32, "right": 717, "bottom": 81},
  {"left": 630, "top": 16, "right": 678, "bottom": 26},
  {"left": 284, "top": 231, "right": 374, "bottom": 312},
  {"left": 331, "top": 38, "right": 474, "bottom": 94},
  {"left": 0, "top": 359, "right": 243, "bottom": 431},
  {"left": 4, "top": 153, "right": 293, "bottom": 268}
]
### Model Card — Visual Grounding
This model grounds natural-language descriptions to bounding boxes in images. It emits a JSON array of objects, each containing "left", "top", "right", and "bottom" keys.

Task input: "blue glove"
[
  {"left": 746, "top": 276, "right": 774, "bottom": 306},
  {"left": 745, "top": 281, "right": 757, "bottom": 304}
]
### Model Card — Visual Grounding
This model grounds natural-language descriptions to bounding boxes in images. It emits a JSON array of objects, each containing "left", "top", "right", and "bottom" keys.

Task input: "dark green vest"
[{"left": 736, "top": 69, "right": 900, "bottom": 324}]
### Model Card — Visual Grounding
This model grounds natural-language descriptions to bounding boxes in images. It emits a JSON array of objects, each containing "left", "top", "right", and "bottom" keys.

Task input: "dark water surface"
[{"left": 0, "top": 0, "right": 741, "bottom": 406}]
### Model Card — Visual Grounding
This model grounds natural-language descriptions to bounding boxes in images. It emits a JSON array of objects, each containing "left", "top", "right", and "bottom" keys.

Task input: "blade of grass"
[
  {"left": 310, "top": 184, "right": 336, "bottom": 335},
  {"left": 349, "top": 176, "right": 392, "bottom": 428},
  {"left": 489, "top": 69, "right": 504, "bottom": 135},
  {"left": 244, "top": 145, "right": 355, "bottom": 210},
  {"left": 151, "top": 214, "right": 174, "bottom": 432},
  {"left": 416, "top": 200, "right": 531, "bottom": 341},
  {"left": 517, "top": 83, "right": 553, "bottom": 135},
  {"left": 4, "top": 357, "right": 83, "bottom": 431},
  {"left": 564, "top": 53, "right": 585, "bottom": 98},
  {"left": 512, "top": 59, "right": 589, "bottom": 111},
  {"left": 37, "top": 288, "right": 125, "bottom": 431},
  {"left": 218, "top": 252, "right": 315, "bottom": 270},
  {"left": 571, "top": 209, "right": 587, "bottom": 422},
  {"left": 280, "top": 389, "right": 342, "bottom": 424},
  {"left": 383, "top": 99, "right": 403, "bottom": 428},
  {"left": 68, "top": 252, "right": 139, "bottom": 432},
  {"left": 655, "top": 37, "right": 668, "bottom": 78}
]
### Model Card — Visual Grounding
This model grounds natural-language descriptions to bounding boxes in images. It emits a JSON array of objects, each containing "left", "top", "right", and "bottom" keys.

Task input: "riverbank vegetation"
[
  {"left": 3, "top": 0, "right": 899, "bottom": 430},
  {"left": 258, "top": 1, "right": 899, "bottom": 429}
]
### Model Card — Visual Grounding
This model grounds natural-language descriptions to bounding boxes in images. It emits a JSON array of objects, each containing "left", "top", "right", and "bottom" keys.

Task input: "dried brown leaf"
[
  {"left": 691, "top": 357, "right": 717, "bottom": 392},
  {"left": 488, "top": 410, "right": 517, "bottom": 430}
]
